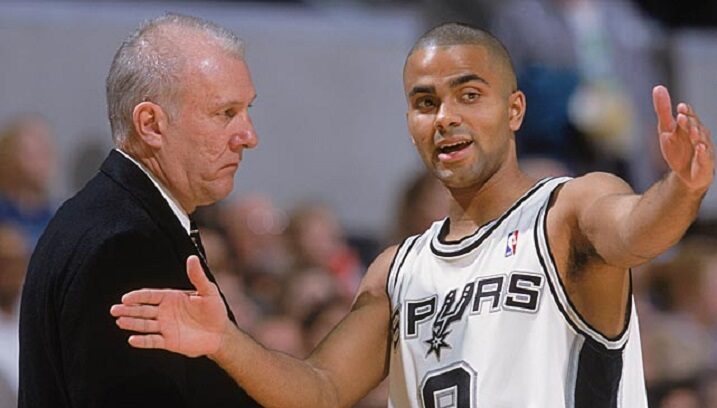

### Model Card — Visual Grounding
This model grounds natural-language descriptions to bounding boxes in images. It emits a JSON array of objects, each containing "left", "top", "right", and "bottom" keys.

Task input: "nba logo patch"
[{"left": 505, "top": 230, "right": 519, "bottom": 257}]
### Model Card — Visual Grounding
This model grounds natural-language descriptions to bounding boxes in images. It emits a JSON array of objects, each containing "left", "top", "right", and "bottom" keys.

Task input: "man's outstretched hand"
[
  {"left": 110, "top": 255, "right": 229, "bottom": 358},
  {"left": 653, "top": 85, "right": 714, "bottom": 194}
]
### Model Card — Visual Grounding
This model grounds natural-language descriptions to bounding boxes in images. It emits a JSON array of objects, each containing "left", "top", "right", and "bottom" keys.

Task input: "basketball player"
[{"left": 110, "top": 23, "right": 713, "bottom": 407}]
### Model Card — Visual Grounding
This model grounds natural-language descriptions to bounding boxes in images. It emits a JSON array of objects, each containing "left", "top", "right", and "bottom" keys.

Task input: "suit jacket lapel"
[{"left": 99, "top": 150, "right": 237, "bottom": 322}]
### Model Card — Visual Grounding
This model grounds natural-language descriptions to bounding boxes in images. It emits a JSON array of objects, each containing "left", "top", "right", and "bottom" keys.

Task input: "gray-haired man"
[{"left": 20, "top": 14, "right": 260, "bottom": 407}]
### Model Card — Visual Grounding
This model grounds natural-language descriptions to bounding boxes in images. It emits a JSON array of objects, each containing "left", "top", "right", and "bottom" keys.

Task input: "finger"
[
  {"left": 116, "top": 316, "right": 160, "bottom": 333},
  {"left": 186, "top": 255, "right": 218, "bottom": 297},
  {"left": 128, "top": 334, "right": 166, "bottom": 350},
  {"left": 653, "top": 85, "right": 674, "bottom": 133},
  {"left": 693, "top": 117, "right": 713, "bottom": 148},
  {"left": 676, "top": 113, "right": 690, "bottom": 136},
  {"left": 122, "top": 289, "right": 166, "bottom": 305},
  {"left": 110, "top": 304, "right": 159, "bottom": 319},
  {"left": 692, "top": 143, "right": 714, "bottom": 180},
  {"left": 682, "top": 103, "right": 703, "bottom": 124},
  {"left": 689, "top": 117, "right": 702, "bottom": 144},
  {"left": 677, "top": 102, "right": 688, "bottom": 115}
]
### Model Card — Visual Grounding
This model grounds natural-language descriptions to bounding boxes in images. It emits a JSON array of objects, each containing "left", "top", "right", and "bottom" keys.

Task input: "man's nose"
[
  {"left": 434, "top": 102, "right": 461, "bottom": 132},
  {"left": 229, "top": 119, "right": 258, "bottom": 152}
]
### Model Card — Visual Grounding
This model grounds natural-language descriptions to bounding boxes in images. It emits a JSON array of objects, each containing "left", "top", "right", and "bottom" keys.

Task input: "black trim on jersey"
[
  {"left": 535, "top": 184, "right": 632, "bottom": 352},
  {"left": 430, "top": 177, "right": 553, "bottom": 257},
  {"left": 385, "top": 236, "right": 410, "bottom": 297},
  {"left": 574, "top": 340, "right": 624, "bottom": 408},
  {"left": 385, "top": 235, "right": 421, "bottom": 298}
]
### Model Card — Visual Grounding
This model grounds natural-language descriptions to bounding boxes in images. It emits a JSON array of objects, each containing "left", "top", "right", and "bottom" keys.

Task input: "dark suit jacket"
[{"left": 19, "top": 151, "right": 260, "bottom": 407}]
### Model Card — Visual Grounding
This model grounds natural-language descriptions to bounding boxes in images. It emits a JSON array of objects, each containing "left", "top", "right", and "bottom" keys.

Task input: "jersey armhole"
[{"left": 385, "top": 235, "right": 421, "bottom": 300}]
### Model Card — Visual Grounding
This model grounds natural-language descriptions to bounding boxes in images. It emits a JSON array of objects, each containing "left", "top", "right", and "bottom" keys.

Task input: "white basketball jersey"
[{"left": 386, "top": 177, "right": 647, "bottom": 408}]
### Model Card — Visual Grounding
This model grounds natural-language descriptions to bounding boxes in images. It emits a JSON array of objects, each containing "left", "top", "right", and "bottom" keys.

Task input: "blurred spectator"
[
  {"left": 70, "top": 138, "right": 109, "bottom": 193},
  {"left": 281, "top": 267, "right": 344, "bottom": 322},
  {"left": 251, "top": 315, "right": 305, "bottom": 358},
  {"left": 200, "top": 226, "right": 260, "bottom": 329},
  {"left": 638, "top": 237, "right": 717, "bottom": 404},
  {"left": 302, "top": 298, "right": 351, "bottom": 351},
  {"left": 519, "top": 156, "right": 572, "bottom": 179},
  {"left": 701, "top": 371, "right": 717, "bottom": 408},
  {"left": 491, "top": 0, "right": 665, "bottom": 189},
  {"left": 634, "top": 0, "right": 717, "bottom": 28},
  {"left": 658, "top": 385, "right": 701, "bottom": 408},
  {"left": 221, "top": 193, "right": 289, "bottom": 277},
  {"left": 0, "top": 113, "right": 57, "bottom": 247},
  {"left": 392, "top": 171, "right": 449, "bottom": 243},
  {"left": 218, "top": 194, "right": 289, "bottom": 316},
  {"left": 421, "top": 0, "right": 496, "bottom": 30},
  {"left": 0, "top": 224, "right": 29, "bottom": 404},
  {"left": 286, "top": 202, "right": 363, "bottom": 296}
]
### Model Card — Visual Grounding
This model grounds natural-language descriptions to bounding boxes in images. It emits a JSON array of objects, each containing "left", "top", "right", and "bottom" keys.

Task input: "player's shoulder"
[
  {"left": 559, "top": 172, "right": 634, "bottom": 204},
  {"left": 367, "top": 245, "right": 401, "bottom": 282},
  {"left": 544, "top": 172, "right": 635, "bottom": 226},
  {"left": 355, "top": 245, "right": 400, "bottom": 299}
]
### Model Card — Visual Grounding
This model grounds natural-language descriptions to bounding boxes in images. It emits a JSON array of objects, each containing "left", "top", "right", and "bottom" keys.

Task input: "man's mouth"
[
  {"left": 221, "top": 163, "right": 239, "bottom": 171},
  {"left": 438, "top": 140, "right": 473, "bottom": 154},
  {"left": 437, "top": 140, "right": 473, "bottom": 162}
]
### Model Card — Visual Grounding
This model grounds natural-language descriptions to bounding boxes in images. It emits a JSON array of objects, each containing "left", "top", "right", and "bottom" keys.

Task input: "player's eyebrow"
[
  {"left": 409, "top": 85, "right": 436, "bottom": 98},
  {"left": 449, "top": 74, "right": 489, "bottom": 88}
]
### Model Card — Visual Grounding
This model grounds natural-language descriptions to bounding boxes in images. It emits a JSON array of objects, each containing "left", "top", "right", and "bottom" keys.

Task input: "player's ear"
[
  {"left": 508, "top": 90, "right": 526, "bottom": 132},
  {"left": 133, "top": 101, "right": 169, "bottom": 148}
]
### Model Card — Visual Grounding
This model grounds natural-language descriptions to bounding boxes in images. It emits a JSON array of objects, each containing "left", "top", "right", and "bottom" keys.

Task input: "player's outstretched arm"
[
  {"left": 562, "top": 85, "right": 714, "bottom": 268},
  {"left": 110, "top": 249, "right": 396, "bottom": 408}
]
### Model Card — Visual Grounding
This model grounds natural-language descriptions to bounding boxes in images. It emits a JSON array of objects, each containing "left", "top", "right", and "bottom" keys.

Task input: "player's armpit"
[
  {"left": 561, "top": 172, "right": 638, "bottom": 267},
  {"left": 560, "top": 171, "right": 702, "bottom": 269}
]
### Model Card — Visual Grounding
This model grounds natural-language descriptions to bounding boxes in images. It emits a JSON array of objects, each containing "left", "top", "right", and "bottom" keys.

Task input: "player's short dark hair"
[{"left": 406, "top": 22, "right": 517, "bottom": 91}]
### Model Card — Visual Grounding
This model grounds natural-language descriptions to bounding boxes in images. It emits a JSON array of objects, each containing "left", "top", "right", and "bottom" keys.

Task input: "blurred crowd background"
[{"left": 1, "top": 0, "right": 716, "bottom": 407}]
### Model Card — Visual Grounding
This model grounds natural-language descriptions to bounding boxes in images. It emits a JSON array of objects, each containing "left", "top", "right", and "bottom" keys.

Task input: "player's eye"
[
  {"left": 415, "top": 96, "right": 437, "bottom": 111},
  {"left": 461, "top": 91, "right": 480, "bottom": 103}
]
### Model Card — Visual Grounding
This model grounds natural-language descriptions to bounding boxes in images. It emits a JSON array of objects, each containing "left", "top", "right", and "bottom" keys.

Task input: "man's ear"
[
  {"left": 508, "top": 90, "right": 526, "bottom": 132},
  {"left": 132, "top": 101, "right": 169, "bottom": 148}
]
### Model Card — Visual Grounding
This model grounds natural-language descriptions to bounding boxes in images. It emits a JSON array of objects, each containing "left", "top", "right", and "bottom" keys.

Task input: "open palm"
[
  {"left": 110, "top": 256, "right": 229, "bottom": 358},
  {"left": 653, "top": 85, "right": 714, "bottom": 193}
]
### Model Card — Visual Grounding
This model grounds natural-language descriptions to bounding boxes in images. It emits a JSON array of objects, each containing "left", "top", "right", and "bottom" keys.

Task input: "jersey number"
[{"left": 420, "top": 363, "right": 476, "bottom": 408}]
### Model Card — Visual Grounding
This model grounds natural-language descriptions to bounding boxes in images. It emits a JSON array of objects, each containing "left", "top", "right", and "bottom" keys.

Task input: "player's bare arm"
[
  {"left": 558, "top": 85, "right": 713, "bottom": 268},
  {"left": 545, "top": 85, "right": 713, "bottom": 336},
  {"left": 110, "top": 247, "right": 398, "bottom": 408}
]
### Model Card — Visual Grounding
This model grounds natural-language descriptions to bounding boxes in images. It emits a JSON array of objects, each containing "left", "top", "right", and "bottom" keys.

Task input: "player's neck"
[{"left": 445, "top": 168, "right": 535, "bottom": 241}]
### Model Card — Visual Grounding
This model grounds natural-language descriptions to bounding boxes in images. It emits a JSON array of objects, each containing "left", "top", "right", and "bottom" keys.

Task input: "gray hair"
[{"left": 106, "top": 13, "right": 245, "bottom": 146}]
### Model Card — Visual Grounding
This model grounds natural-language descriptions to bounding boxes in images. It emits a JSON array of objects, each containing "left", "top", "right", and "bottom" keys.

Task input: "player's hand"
[
  {"left": 110, "top": 255, "right": 229, "bottom": 358},
  {"left": 653, "top": 85, "right": 714, "bottom": 194}
]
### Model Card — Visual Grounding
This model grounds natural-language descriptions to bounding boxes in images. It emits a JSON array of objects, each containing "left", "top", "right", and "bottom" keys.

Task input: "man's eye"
[
  {"left": 416, "top": 97, "right": 436, "bottom": 109},
  {"left": 462, "top": 92, "right": 480, "bottom": 102},
  {"left": 224, "top": 109, "right": 236, "bottom": 118}
]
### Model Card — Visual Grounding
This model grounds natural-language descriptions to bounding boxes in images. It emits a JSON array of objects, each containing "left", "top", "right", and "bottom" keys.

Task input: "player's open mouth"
[{"left": 437, "top": 140, "right": 473, "bottom": 162}]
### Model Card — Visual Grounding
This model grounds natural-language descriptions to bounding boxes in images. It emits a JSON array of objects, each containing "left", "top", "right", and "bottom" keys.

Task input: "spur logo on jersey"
[
  {"left": 505, "top": 230, "right": 519, "bottom": 257},
  {"left": 402, "top": 271, "right": 544, "bottom": 360}
]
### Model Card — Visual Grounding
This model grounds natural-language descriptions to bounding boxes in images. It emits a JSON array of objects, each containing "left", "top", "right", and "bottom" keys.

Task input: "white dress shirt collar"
[{"left": 115, "top": 148, "right": 191, "bottom": 235}]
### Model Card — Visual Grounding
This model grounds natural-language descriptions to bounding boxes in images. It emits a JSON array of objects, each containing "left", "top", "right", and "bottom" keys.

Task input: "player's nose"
[{"left": 434, "top": 102, "right": 461, "bottom": 132}]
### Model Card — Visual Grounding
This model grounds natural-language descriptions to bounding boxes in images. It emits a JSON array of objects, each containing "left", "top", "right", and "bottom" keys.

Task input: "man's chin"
[
  {"left": 436, "top": 173, "right": 484, "bottom": 190},
  {"left": 200, "top": 184, "right": 234, "bottom": 206},
  {"left": 434, "top": 169, "right": 466, "bottom": 187}
]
